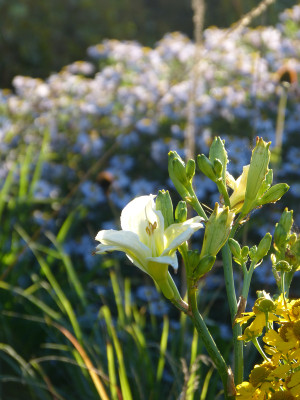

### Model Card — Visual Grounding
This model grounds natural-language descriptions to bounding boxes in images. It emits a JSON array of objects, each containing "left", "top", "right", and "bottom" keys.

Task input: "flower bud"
[
  {"left": 213, "top": 158, "right": 223, "bottom": 179},
  {"left": 186, "top": 159, "right": 196, "bottom": 181},
  {"left": 195, "top": 255, "right": 216, "bottom": 279},
  {"left": 209, "top": 137, "right": 228, "bottom": 183},
  {"left": 168, "top": 151, "right": 190, "bottom": 199},
  {"left": 186, "top": 249, "right": 202, "bottom": 270},
  {"left": 169, "top": 151, "right": 188, "bottom": 184},
  {"left": 258, "top": 183, "right": 289, "bottom": 206},
  {"left": 242, "top": 137, "right": 271, "bottom": 214},
  {"left": 156, "top": 190, "right": 174, "bottom": 229},
  {"left": 197, "top": 154, "right": 217, "bottom": 182},
  {"left": 288, "top": 233, "right": 297, "bottom": 247},
  {"left": 228, "top": 238, "right": 241, "bottom": 259},
  {"left": 175, "top": 201, "right": 187, "bottom": 223},
  {"left": 280, "top": 208, "right": 294, "bottom": 233},
  {"left": 257, "top": 169, "right": 273, "bottom": 199},
  {"left": 249, "top": 245, "right": 258, "bottom": 261},
  {"left": 252, "top": 233, "right": 272, "bottom": 263},
  {"left": 200, "top": 203, "right": 234, "bottom": 258},
  {"left": 274, "top": 208, "right": 293, "bottom": 250},
  {"left": 241, "top": 246, "right": 249, "bottom": 259}
]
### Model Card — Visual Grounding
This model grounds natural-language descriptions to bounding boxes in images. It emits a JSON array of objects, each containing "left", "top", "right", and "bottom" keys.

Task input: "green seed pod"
[
  {"left": 156, "top": 190, "right": 174, "bottom": 229},
  {"left": 175, "top": 201, "right": 187, "bottom": 223}
]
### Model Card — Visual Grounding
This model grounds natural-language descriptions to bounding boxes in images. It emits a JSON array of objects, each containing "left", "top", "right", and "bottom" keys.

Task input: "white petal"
[
  {"left": 120, "top": 195, "right": 155, "bottom": 234},
  {"left": 95, "top": 230, "right": 151, "bottom": 272},
  {"left": 147, "top": 253, "right": 178, "bottom": 271},
  {"left": 162, "top": 217, "right": 203, "bottom": 255}
]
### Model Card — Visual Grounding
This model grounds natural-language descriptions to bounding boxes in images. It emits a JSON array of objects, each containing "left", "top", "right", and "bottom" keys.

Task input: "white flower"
[{"left": 95, "top": 195, "right": 203, "bottom": 299}]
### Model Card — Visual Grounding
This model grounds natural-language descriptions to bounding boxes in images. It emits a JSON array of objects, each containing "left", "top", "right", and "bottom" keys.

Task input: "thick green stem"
[
  {"left": 222, "top": 242, "right": 244, "bottom": 385},
  {"left": 188, "top": 288, "right": 235, "bottom": 400}
]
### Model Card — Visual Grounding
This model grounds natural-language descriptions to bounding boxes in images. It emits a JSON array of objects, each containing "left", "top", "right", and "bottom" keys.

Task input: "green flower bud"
[
  {"left": 228, "top": 238, "right": 241, "bottom": 259},
  {"left": 274, "top": 208, "right": 293, "bottom": 250},
  {"left": 186, "top": 249, "right": 201, "bottom": 270},
  {"left": 242, "top": 137, "right": 271, "bottom": 214},
  {"left": 258, "top": 183, "right": 289, "bottom": 206},
  {"left": 169, "top": 151, "right": 188, "bottom": 184},
  {"left": 209, "top": 137, "right": 228, "bottom": 183},
  {"left": 241, "top": 246, "right": 249, "bottom": 259},
  {"left": 252, "top": 233, "right": 272, "bottom": 263},
  {"left": 288, "top": 233, "right": 297, "bottom": 247},
  {"left": 274, "top": 260, "right": 292, "bottom": 273},
  {"left": 257, "top": 169, "right": 273, "bottom": 199},
  {"left": 175, "top": 201, "right": 187, "bottom": 223},
  {"left": 249, "top": 245, "right": 258, "bottom": 260},
  {"left": 186, "top": 159, "right": 196, "bottom": 181},
  {"left": 213, "top": 158, "right": 223, "bottom": 179},
  {"left": 156, "top": 190, "right": 174, "bottom": 229},
  {"left": 280, "top": 208, "right": 294, "bottom": 233},
  {"left": 200, "top": 203, "right": 234, "bottom": 258},
  {"left": 195, "top": 254, "right": 216, "bottom": 279},
  {"left": 197, "top": 154, "right": 217, "bottom": 182},
  {"left": 168, "top": 151, "right": 190, "bottom": 199}
]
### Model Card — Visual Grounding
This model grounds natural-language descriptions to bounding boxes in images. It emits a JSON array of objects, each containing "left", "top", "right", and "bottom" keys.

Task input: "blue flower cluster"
[{"left": 1, "top": 5, "right": 300, "bottom": 290}]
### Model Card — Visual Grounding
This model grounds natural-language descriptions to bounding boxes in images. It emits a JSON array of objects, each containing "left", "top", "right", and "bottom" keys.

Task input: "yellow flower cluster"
[{"left": 236, "top": 295, "right": 300, "bottom": 399}]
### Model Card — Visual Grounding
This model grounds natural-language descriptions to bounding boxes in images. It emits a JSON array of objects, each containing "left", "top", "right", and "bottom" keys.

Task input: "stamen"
[{"left": 145, "top": 221, "right": 157, "bottom": 235}]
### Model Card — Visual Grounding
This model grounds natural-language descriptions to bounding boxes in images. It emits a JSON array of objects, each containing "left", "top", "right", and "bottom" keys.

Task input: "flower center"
[
  {"left": 145, "top": 221, "right": 157, "bottom": 236},
  {"left": 249, "top": 365, "right": 270, "bottom": 387},
  {"left": 269, "top": 391, "right": 295, "bottom": 400}
]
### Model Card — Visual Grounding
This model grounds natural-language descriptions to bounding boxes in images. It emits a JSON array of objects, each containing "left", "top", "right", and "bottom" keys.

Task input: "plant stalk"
[
  {"left": 222, "top": 242, "right": 244, "bottom": 385},
  {"left": 188, "top": 287, "right": 236, "bottom": 399}
]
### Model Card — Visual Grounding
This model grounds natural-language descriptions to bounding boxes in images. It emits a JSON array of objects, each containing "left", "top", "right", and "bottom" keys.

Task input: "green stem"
[
  {"left": 241, "top": 260, "right": 256, "bottom": 302},
  {"left": 187, "top": 185, "right": 208, "bottom": 220},
  {"left": 216, "top": 180, "right": 230, "bottom": 207},
  {"left": 252, "top": 337, "right": 270, "bottom": 362},
  {"left": 222, "top": 242, "right": 244, "bottom": 385},
  {"left": 188, "top": 288, "right": 235, "bottom": 400}
]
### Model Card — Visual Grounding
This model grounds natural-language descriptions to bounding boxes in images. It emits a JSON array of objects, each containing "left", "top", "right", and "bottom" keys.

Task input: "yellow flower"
[
  {"left": 236, "top": 296, "right": 278, "bottom": 336},
  {"left": 263, "top": 329, "right": 297, "bottom": 354},
  {"left": 235, "top": 381, "right": 262, "bottom": 400},
  {"left": 287, "top": 370, "right": 300, "bottom": 398}
]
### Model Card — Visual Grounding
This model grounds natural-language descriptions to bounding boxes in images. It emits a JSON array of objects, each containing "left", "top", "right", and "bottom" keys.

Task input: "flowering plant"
[{"left": 95, "top": 136, "right": 295, "bottom": 399}]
